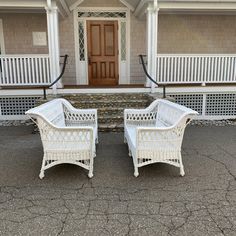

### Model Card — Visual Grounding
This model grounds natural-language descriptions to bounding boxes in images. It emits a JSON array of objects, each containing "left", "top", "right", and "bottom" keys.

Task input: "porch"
[{"left": 1, "top": 54, "right": 236, "bottom": 87}]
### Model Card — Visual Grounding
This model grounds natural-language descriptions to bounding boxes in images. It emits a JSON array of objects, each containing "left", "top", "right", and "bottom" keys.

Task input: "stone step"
[
  {"left": 62, "top": 93, "right": 149, "bottom": 102},
  {"left": 98, "top": 123, "right": 124, "bottom": 132},
  {"left": 98, "top": 115, "right": 123, "bottom": 125},
  {"left": 96, "top": 106, "right": 146, "bottom": 116},
  {"left": 38, "top": 92, "right": 158, "bottom": 132},
  {"left": 98, "top": 107, "right": 124, "bottom": 116},
  {"left": 69, "top": 100, "right": 148, "bottom": 109}
]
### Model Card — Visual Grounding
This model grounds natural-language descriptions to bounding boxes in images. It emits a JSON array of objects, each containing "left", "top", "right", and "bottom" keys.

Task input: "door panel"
[
  {"left": 87, "top": 20, "right": 118, "bottom": 86},
  {"left": 91, "top": 25, "right": 101, "bottom": 56}
]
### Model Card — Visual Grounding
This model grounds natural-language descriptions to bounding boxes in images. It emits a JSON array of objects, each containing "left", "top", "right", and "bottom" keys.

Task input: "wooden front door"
[{"left": 87, "top": 20, "right": 119, "bottom": 86}]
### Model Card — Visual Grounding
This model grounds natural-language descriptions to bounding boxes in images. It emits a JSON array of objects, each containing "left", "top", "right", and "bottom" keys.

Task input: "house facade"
[{"left": 0, "top": 0, "right": 236, "bottom": 120}]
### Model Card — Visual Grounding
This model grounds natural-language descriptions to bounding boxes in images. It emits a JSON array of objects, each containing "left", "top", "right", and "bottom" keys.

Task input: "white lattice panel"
[
  {"left": 169, "top": 93, "right": 236, "bottom": 120},
  {"left": 169, "top": 94, "right": 203, "bottom": 115},
  {"left": 0, "top": 96, "right": 40, "bottom": 120},
  {"left": 78, "top": 11, "right": 126, "bottom": 18},
  {"left": 206, "top": 94, "right": 236, "bottom": 116}
]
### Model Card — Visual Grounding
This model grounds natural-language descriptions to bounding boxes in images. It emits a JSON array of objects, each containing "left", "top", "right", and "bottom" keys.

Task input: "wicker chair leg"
[
  {"left": 39, "top": 159, "right": 46, "bottom": 179},
  {"left": 88, "top": 157, "right": 94, "bottom": 178},
  {"left": 180, "top": 165, "right": 185, "bottom": 177},
  {"left": 88, "top": 170, "right": 93, "bottom": 178},
  {"left": 128, "top": 148, "right": 132, "bottom": 157},
  {"left": 179, "top": 154, "right": 185, "bottom": 176},
  {"left": 133, "top": 156, "right": 139, "bottom": 177},
  {"left": 39, "top": 170, "right": 45, "bottom": 179},
  {"left": 134, "top": 167, "right": 139, "bottom": 177}
]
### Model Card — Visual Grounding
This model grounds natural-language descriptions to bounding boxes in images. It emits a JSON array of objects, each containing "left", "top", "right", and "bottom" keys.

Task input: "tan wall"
[
  {"left": 130, "top": 14, "right": 146, "bottom": 84},
  {"left": 158, "top": 14, "right": 236, "bottom": 54},
  {"left": 59, "top": 13, "right": 76, "bottom": 85},
  {"left": 3, "top": 12, "right": 235, "bottom": 85},
  {"left": 0, "top": 13, "right": 48, "bottom": 54}
]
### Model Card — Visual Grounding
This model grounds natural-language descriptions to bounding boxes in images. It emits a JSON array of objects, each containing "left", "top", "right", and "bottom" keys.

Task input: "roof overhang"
[
  {"left": 135, "top": 0, "right": 236, "bottom": 19},
  {"left": 0, "top": 0, "right": 68, "bottom": 18},
  {"left": 0, "top": 0, "right": 47, "bottom": 9},
  {"left": 2, "top": 0, "right": 236, "bottom": 19},
  {"left": 68, "top": 0, "right": 136, "bottom": 11}
]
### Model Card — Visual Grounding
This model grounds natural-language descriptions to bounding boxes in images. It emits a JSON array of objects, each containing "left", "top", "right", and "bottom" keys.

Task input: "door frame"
[
  {"left": 0, "top": 19, "right": 5, "bottom": 54},
  {"left": 74, "top": 7, "right": 130, "bottom": 85}
]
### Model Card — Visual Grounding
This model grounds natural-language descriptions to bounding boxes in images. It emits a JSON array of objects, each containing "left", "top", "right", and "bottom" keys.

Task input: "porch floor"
[
  {"left": 2, "top": 83, "right": 236, "bottom": 90},
  {"left": 0, "top": 125, "right": 235, "bottom": 235}
]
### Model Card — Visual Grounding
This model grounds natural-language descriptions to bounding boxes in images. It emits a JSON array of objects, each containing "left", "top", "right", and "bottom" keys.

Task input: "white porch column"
[
  {"left": 146, "top": 2, "right": 158, "bottom": 93},
  {"left": 46, "top": 4, "right": 61, "bottom": 93}
]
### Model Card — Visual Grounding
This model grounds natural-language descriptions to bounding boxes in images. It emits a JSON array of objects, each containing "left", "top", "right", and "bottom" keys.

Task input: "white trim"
[
  {"left": 74, "top": 7, "right": 131, "bottom": 85},
  {"left": 74, "top": 9, "right": 80, "bottom": 84},
  {"left": 59, "top": 0, "right": 70, "bottom": 15},
  {"left": 0, "top": 19, "right": 5, "bottom": 54},
  {"left": 134, "top": 0, "right": 236, "bottom": 18},
  {"left": 58, "top": 88, "right": 150, "bottom": 94},
  {"left": 146, "top": 3, "right": 158, "bottom": 92},
  {"left": 126, "top": 9, "right": 131, "bottom": 84},
  {"left": 69, "top": 0, "right": 135, "bottom": 11},
  {"left": 134, "top": 0, "right": 147, "bottom": 17},
  {"left": 46, "top": 6, "right": 61, "bottom": 92},
  {"left": 1, "top": 86, "right": 236, "bottom": 96},
  {"left": 0, "top": 0, "right": 46, "bottom": 8},
  {"left": 119, "top": 0, "right": 135, "bottom": 11},
  {"left": 69, "top": 0, "right": 84, "bottom": 11},
  {"left": 76, "top": 7, "right": 130, "bottom": 11},
  {"left": 195, "top": 115, "right": 236, "bottom": 120}
]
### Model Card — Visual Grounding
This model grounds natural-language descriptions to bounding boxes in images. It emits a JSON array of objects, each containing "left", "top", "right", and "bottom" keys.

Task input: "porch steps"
[{"left": 60, "top": 93, "right": 153, "bottom": 132}]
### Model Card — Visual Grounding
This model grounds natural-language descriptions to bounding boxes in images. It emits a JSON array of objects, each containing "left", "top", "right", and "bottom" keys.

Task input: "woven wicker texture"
[
  {"left": 26, "top": 99, "right": 98, "bottom": 179},
  {"left": 124, "top": 99, "right": 198, "bottom": 177}
]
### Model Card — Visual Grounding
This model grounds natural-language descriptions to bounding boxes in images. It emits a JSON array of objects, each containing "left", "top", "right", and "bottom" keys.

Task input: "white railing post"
[
  {"left": 146, "top": 1, "right": 158, "bottom": 93},
  {"left": 46, "top": 2, "right": 61, "bottom": 94}
]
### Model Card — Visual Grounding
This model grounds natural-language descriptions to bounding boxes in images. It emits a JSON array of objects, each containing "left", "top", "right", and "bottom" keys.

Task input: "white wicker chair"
[
  {"left": 124, "top": 99, "right": 198, "bottom": 177},
  {"left": 26, "top": 98, "right": 98, "bottom": 179}
]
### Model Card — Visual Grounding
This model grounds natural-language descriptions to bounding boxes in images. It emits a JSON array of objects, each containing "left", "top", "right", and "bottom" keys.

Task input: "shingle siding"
[{"left": 1, "top": 12, "right": 236, "bottom": 85}]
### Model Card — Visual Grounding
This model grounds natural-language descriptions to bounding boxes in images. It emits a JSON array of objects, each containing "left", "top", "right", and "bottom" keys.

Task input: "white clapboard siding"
[
  {"left": 157, "top": 54, "right": 236, "bottom": 84},
  {"left": 0, "top": 55, "right": 50, "bottom": 86}
]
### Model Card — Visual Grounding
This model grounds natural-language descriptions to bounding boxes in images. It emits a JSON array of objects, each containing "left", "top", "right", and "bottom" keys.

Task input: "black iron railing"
[
  {"left": 139, "top": 54, "right": 166, "bottom": 98},
  {"left": 43, "top": 54, "right": 69, "bottom": 99}
]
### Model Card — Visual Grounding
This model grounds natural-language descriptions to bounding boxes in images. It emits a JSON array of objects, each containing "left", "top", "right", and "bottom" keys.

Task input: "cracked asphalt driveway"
[{"left": 0, "top": 125, "right": 235, "bottom": 236}]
